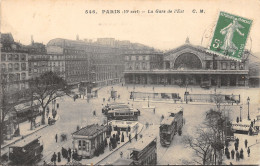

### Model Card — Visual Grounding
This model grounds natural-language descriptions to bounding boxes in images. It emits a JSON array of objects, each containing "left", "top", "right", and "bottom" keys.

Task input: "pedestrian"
[
  {"left": 53, "top": 152, "right": 57, "bottom": 164},
  {"left": 245, "top": 139, "right": 248, "bottom": 148},
  {"left": 236, "top": 138, "right": 239, "bottom": 147},
  {"left": 57, "top": 152, "right": 61, "bottom": 162},
  {"left": 135, "top": 133, "right": 138, "bottom": 141},
  {"left": 254, "top": 119, "right": 256, "bottom": 124},
  {"left": 153, "top": 108, "right": 155, "bottom": 114},
  {"left": 247, "top": 147, "right": 250, "bottom": 157},
  {"left": 227, "top": 150, "right": 230, "bottom": 159},
  {"left": 129, "top": 133, "right": 131, "bottom": 143},
  {"left": 68, "top": 148, "right": 71, "bottom": 158},
  {"left": 121, "top": 133, "right": 124, "bottom": 142},
  {"left": 231, "top": 149, "right": 235, "bottom": 159},
  {"left": 236, "top": 151, "right": 240, "bottom": 161},
  {"left": 43, "top": 160, "right": 47, "bottom": 166},
  {"left": 240, "top": 148, "right": 244, "bottom": 159},
  {"left": 67, "top": 156, "right": 70, "bottom": 163},
  {"left": 120, "top": 151, "right": 123, "bottom": 158},
  {"left": 55, "top": 134, "right": 58, "bottom": 143},
  {"left": 234, "top": 142, "right": 238, "bottom": 151}
]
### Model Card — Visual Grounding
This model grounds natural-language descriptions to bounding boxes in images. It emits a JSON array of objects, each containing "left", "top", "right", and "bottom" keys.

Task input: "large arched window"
[{"left": 174, "top": 53, "right": 202, "bottom": 69}]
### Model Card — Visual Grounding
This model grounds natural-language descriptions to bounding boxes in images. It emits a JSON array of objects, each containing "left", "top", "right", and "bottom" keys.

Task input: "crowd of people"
[{"left": 225, "top": 138, "right": 251, "bottom": 164}]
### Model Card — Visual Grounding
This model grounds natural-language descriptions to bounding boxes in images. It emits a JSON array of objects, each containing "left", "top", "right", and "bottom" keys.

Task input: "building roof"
[
  {"left": 161, "top": 116, "right": 175, "bottom": 125},
  {"left": 128, "top": 135, "right": 156, "bottom": 152},
  {"left": 72, "top": 124, "right": 106, "bottom": 137},
  {"left": 112, "top": 158, "right": 133, "bottom": 165},
  {"left": 10, "top": 136, "right": 41, "bottom": 148}
]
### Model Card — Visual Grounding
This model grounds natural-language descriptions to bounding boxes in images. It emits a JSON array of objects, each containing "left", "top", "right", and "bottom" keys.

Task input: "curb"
[
  {"left": 1, "top": 124, "right": 49, "bottom": 151},
  {"left": 94, "top": 124, "right": 144, "bottom": 166},
  {"left": 1, "top": 114, "right": 60, "bottom": 152}
]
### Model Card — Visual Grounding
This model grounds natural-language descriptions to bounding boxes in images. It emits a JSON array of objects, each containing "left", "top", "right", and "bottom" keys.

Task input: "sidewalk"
[
  {"left": 43, "top": 122, "right": 144, "bottom": 166},
  {"left": 223, "top": 133, "right": 260, "bottom": 165},
  {"left": 1, "top": 113, "right": 60, "bottom": 157}
]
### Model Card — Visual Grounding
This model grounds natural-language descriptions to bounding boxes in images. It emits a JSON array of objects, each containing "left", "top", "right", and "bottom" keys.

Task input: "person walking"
[
  {"left": 53, "top": 152, "right": 57, "bottom": 165},
  {"left": 240, "top": 148, "right": 244, "bottom": 159},
  {"left": 245, "top": 139, "right": 248, "bottom": 148},
  {"left": 57, "top": 152, "right": 61, "bottom": 162},
  {"left": 129, "top": 133, "right": 131, "bottom": 143},
  {"left": 120, "top": 151, "right": 123, "bottom": 158},
  {"left": 236, "top": 151, "right": 240, "bottom": 161},
  {"left": 55, "top": 134, "right": 58, "bottom": 143},
  {"left": 121, "top": 133, "right": 124, "bottom": 142},
  {"left": 247, "top": 147, "right": 250, "bottom": 157},
  {"left": 68, "top": 148, "right": 71, "bottom": 158},
  {"left": 235, "top": 142, "right": 238, "bottom": 151},
  {"left": 135, "top": 133, "right": 138, "bottom": 141},
  {"left": 231, "top": 149, "right": 235, "bottom": 159}
]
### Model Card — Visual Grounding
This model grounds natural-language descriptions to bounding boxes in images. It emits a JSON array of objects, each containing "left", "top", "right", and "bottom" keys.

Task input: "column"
[
  {"left": 217, "top": 75, "right": 221, "bottom": 87},
  {"left": 245, "top": 75, "right": 249, "bottom": 87},
  {"left": 236, "top": 75, "right": 239, "bottom": 87},
  {"left": 227, "top": 75, "right": 230, "bottom": 87},
  {"left": 208, "top": 75, "right": 212, "bottom": 86}
]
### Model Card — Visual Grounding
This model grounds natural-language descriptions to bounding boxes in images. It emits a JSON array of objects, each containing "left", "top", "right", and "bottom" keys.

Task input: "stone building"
[
  {"left": 0, "top": 33, "right": 29, "bottom": 93},
  {"left": 26, "top": 42, "right": 50, "bottom": 79},
  {"left": 124, "top": 40, "right": 250, "bottom": 87}
]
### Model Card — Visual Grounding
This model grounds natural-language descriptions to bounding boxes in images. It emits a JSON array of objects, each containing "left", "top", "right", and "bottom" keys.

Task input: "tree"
[
  {"left": 183, "top": 128, "right": 214, "bottom": 165},
  {"left": 29, "top": 71, "right": 71, "bottom": 124},
  {"left": 204, "top": 109, "right": 226, "bottom": 165},
  {"left": 214, "top": 94, "right": 223, "bottom": 111},
  {"left": 0, "top": 72, "right": 25, "bottom": 156}
]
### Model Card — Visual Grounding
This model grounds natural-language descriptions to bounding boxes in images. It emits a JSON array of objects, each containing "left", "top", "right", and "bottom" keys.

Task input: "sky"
[{"left": 1, "top": 0, "right": 260, "bottom": 55}]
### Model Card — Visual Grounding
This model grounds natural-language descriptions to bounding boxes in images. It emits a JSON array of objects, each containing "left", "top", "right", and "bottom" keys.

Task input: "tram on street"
[
  {"left": 102, "top": 102, "right": 130, "bottom": 114},
  {"left": 128, "top": 136, "right": 157, "bottom": 165},
  {"left": 8, "top": 136, "right": 43, "bottom": 165},
  {"left": 107, "top": 108, "right": 139, "bottom": 121},
  {"left": 111, "top": 136, "right": 157, "bottom": 165},
  {"left": 160, "top": 107, "right": 184, "bottom": 147}
]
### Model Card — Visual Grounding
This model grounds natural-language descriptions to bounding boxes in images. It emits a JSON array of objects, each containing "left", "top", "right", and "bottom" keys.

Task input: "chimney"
[{"left": 31, "top": 35, "right": 34, "bottom": 45}]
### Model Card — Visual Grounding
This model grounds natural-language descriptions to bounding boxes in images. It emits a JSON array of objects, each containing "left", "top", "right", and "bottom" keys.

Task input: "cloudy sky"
[{"left": 1, "top": 0, "right": 260, "bottom": 54}]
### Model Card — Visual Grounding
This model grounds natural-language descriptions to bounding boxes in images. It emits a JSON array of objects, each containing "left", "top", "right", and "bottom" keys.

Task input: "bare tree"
[
  {"left": 0, "top": 72, "right": 24, "bottom": 156},
  {"left": 214, "top": 93, "right": 223, "bottom": 111},
  {"left": 204, "top": 109, "right": 225, "bottom": 165},
  {"left": 29, "top": 71, "right": 71, "bottom": 124},
  {"left": 183, "top": 127, "right": 214, "bottom": 165}
]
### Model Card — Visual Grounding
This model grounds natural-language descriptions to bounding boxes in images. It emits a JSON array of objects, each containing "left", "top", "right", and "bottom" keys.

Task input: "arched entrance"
[{"left": 174, "top": 53, "right": 202, "bottom": 69}]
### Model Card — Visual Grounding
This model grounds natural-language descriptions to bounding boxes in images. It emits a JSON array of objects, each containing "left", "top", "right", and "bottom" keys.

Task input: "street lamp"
[
  {"left": 247, "top": 97, "right": 250, "bottom": 120},
  {"left": 240, "top": 106, "right": 242, "bottom": 122},
  {"left": 148, "top": 96, "right": 150, "bottom": 108}
]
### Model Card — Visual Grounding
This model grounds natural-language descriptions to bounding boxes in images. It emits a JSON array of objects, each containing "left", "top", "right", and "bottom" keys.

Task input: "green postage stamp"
[{"left": 209, "top": 11, "right": 252, "bottom": 61}]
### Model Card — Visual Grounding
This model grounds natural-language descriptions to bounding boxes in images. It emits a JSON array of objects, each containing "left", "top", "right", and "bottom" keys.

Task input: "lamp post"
[
  {"left": 247, "top": 97, "right": 250, "bottom": 120},
  {"left": 148, "top": 96, "right": 150, "bottom": 108},
  {"left": 240, "top": 106, "right": 242, "bottom": 122}
]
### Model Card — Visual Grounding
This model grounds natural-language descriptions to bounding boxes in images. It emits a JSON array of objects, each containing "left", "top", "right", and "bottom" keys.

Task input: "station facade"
[{"left": 124, "top": 42, "right": 250, "bottom": 87}]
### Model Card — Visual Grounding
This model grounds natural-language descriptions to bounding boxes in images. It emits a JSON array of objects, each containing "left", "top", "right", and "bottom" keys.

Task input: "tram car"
[
  {"left": 102, "top": 102, "right": 129, "bottom": 114},
  {"left": 160, "top": 107, "right": 184, "bottom": 147},
  {"left": 107, "top": 108, "right": 139, "bottom": 121},
  {"left": 9, "top": 136, "right": 43, "bottom": 165},
  {"left": 111, "top": 136, "right": 157, "bottom": 165}
]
